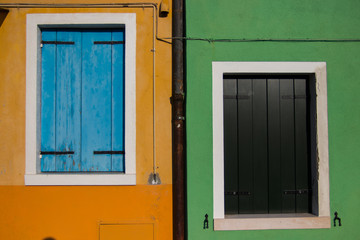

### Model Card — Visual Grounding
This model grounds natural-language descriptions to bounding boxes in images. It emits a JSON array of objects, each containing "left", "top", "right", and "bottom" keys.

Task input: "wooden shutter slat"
[
  {"left": 237, "top": 79, "right": 254, "bottom": 214},
  {"left": 267, "top": 79, "right": 282, "bottom": 213},
  {"left": 280, "top": 79, "right": 296, "bottom": 213},
  {"left": 81, "top": 31, "right": 112, "bottom": 171},
  {"left": 294, "top": 78, "right": 311, "bottom": 212},
  {"left": 252, "top": 79, "right": 268, "bottom": 213},
  {"left": 111, "top": 30, "right": 126, "bottom": 172},
  {"left": 41, "top": 30, "right": 57, "bottom": 172},
  {"left": 55, "top": 30, "right": 82, "bottom": 172},
  {"left": 224, "top": 79, "right": 239, "bottom": 214}
]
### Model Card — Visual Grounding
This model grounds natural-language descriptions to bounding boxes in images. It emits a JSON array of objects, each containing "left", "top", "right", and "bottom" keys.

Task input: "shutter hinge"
[
  {"left": 40, "top": 151, "right": 75, "bottom": 155},
  {"left": 93, "top": 151, "right": 125, "bottom": 154},
  {"left": 93, "top": 41, "right": 124, "bottom": 45},
  {"left": 225, "top": 191, "right": 251, "bottom": 196},
  {"left": 283, "top": 189, "right": 310, "bottom": 195},
  {"left": 281, "top": 95, "right": 308, "bottom": 99},
  {"left": 224, "top": 94, "right": 250, "bottom": 100},
  {"left": 41, "top": 41, "right": 75, "bottom": 45}
]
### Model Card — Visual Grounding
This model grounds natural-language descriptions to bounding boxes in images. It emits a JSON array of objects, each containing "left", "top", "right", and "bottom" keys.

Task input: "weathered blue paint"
[
  {"left": 81, "top": 30, "right": 112, "bottom": 171},
  {"left": 111, "top": 30, "right": 125, "bottom": 172},
  {"left": 41, "top": 29, "right": 125, "bottom": 172},
  {"left": 55, "top": 30, "right": 82, "bottom": 171},
  {"left": 41, "top": 30, "right": 56, "bottom": 172}
]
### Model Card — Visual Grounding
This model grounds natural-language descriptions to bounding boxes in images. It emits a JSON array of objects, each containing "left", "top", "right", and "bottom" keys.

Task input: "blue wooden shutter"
[
  {"left": 41, "top": 29, "right": 125, "bottom": 172},
  {"left": 41, "top": 30, "right": 82, "bottom": 172}
]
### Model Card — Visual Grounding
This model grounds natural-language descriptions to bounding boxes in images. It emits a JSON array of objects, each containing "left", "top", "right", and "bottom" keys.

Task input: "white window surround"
[
  {"left": 25, "top": 13, "right": 136, "bottom": 185},
  {"left": 212, "top": 62, "right": 330, "bottom": 230}
]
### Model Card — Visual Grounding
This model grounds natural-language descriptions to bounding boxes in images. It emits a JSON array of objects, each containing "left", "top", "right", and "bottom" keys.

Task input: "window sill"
[
  {"left": 214, "top": 214, "right": 330, "bottom": 231},
  {"left": 25, "top": 173, "right": 136, "bottom": 186}
]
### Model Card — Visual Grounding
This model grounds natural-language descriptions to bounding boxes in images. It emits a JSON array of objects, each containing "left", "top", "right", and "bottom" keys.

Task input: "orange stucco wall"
[
  {"left": 0, "top": 185, "right": 172, "bottom": 240},
  {"left": 0, "top": 1, "right": 172, "bottom": 239}
]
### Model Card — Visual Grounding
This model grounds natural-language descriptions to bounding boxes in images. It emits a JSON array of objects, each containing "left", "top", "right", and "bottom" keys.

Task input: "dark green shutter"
[{"left": 223, "top": 76, "right": 311, "bottom": 214}]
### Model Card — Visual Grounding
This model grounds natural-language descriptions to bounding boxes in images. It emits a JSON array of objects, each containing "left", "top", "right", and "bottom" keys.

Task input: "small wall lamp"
[{"left": 160, "top": 0, "right": 169, "bottom": 18}]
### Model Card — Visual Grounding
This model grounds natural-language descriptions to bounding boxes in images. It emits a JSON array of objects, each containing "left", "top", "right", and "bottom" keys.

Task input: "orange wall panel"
[
  {"left": 100, "top": 224, "right": 154, "bottom": 240},
  {"left": 0, "top": 185, "right": 172, "bottom": 240}
]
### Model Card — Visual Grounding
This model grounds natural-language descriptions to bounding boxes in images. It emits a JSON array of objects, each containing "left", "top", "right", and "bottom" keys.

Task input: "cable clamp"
[{"left": 176, "top": 116, "right": 185, "bottom": 121}]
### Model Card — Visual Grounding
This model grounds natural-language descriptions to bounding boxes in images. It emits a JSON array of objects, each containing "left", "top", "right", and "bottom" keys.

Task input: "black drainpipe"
[{"left": 172, "top": 0, "right": 185, "bottom": 240}]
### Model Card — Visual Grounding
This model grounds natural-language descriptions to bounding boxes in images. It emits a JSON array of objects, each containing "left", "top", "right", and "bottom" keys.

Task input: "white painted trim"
[
  {"left": 25, "top": 13, "right": 136, "bottom": 185},
  {"left": 212, "top": 61, "right": 330, "bottom": 229},
  {"left": 214, "top": 215, "right": 330, "bottom": 231},
  {"left": 212, "top": 63, "right": 225, "bottom": 219},
  {"left": 25, "top": 174, "right": 136, "bottom": 186}
]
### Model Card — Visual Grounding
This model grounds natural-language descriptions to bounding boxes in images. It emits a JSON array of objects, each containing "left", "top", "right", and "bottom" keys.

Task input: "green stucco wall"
[{"left": 185, "top": 0, "right": 360, "bottom": 239}]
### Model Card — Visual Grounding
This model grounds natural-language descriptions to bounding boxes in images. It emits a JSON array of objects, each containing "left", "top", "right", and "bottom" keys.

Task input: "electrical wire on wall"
[{"left": 166, "top": 37, "right": 360, "bottom": 43}]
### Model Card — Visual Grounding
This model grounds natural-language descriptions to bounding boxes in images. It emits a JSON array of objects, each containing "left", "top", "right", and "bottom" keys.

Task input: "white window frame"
[
  {"left": 25, "top": 13, "right": 136, "bottom": 185},
  {"left": 212, "top": 62, "right": 330, "bottom": 230}
]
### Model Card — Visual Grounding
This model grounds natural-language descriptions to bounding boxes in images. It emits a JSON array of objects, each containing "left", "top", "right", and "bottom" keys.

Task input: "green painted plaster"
[{"left": 185, "top": 0, "right": 360, "bottom": 239}]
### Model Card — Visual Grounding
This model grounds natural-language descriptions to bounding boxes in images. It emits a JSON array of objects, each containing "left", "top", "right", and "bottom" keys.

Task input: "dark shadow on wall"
[
  {"left": 43, "top": 237, "right": 56, "bottom": 240},
  {"left": 0, "top": 8, "right": 9, "bottom": 27}
]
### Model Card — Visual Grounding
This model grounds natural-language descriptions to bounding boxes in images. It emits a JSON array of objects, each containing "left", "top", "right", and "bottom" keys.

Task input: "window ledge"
[
  {"left": 25, "top": 174, "right": 136, "bottom": 186},
  {"left": 214, "top": 214, "right": 330, "bottom": 231}
]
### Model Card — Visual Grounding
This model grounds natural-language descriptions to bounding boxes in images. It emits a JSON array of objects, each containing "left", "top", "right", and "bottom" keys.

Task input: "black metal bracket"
[
  {"left": 170, "top": 93, "right": 185, "bottom": 105},
  {"left": 94, "top": 41, "right": 124, "bottom": 45},
  {"left": 282, "top": 95, "right": 308, "bottom": 99},
  {"left": 334, "top": 211, "right": 342, "bottom": 227},
  {"left": 41, "top": 41, "right": 75, "bottom": 45},
  {"left": 93, "top": 151, "right": 125, "bottom": 154},
  {"left": 225, "top": 191, "right": 251, "bottom": 196},
  {"left": 224, "top": 95, "right": 250, "bottom": 100},
  {"left": 175, "top": 116, "right": 185, "bottom": 121},
  {"left": 203, "top": 214, "right": 209, "bottom": 229},
  {"left": 283, "top": 189, "right": 310, "bottom": 195},
  {"left": 40, "top": 151, "right": 74, "bottom": 155}
]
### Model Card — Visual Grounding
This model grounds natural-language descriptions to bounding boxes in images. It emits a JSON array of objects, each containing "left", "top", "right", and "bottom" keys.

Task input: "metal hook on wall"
[
  {"left": 334, "top": 211, "right": 342, "bottom": 227},
  {"left": 203, "top": 214, "right": 209, "bottom": 229}
]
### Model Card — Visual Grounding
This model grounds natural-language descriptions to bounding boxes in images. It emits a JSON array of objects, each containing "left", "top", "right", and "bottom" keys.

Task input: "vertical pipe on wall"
[
  {"left": 172, "top": 0, "right": 185, "bottom": 239},
  {"left": 152, "top": 4, "right": 158, "bottom": 182}
]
